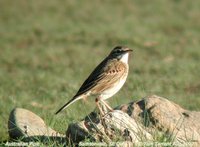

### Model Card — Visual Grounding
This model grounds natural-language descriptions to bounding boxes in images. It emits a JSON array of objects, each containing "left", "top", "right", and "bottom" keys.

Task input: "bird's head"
[{"left": 108, "top": 46, "right": 132, "bottom": 63}]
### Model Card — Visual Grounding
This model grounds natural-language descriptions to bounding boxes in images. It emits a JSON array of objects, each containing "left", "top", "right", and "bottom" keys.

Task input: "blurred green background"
[{"left": 0, "top": 0, "right": 200, "bottom": 141}]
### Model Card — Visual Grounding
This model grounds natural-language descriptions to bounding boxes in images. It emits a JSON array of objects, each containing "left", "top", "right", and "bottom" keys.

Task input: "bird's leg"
[
  {"left": 99, "top": 100, "right": 108, "bottom": 114},
  {"left": 95, "top": 97, "right": 105, "bottom": 116},
  {"left": 95, "top": 97, "right": 108, "bottom": 134},
  {"left": 101, "top": 100, "right": 113, "bottom": 112}
]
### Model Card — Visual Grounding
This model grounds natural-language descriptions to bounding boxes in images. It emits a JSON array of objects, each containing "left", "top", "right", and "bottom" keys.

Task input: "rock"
[
  {"left": 120, "top": 95, "right": 200, "bottom": 145},
  {"left": 8, "top": 108, "right": 65, "bottom": 142},
  {"left": 67, "top": 110, "right": 153, "bottom": 144},
  {"left": 66, "top": 95, "right": 200, "bottom": 146},
  {"left": 7, "top": 96, "right": 200, "bottom": 146}
]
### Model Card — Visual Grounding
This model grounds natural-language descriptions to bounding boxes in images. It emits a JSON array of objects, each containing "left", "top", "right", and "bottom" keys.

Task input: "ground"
[{"left": 0, "top": 0, "right": 200, "bottom": 144}]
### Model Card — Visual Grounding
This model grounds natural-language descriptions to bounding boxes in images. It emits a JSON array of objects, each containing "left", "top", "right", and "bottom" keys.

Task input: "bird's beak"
[{"left": 124, "top": 48, "right": 133, "bottom": 53}]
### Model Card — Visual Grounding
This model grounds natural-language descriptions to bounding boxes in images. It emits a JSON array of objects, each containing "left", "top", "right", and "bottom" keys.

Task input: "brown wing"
[
  {"left": 74, "top": 58, "right": 127, "bottom": 97},
  {"left": 92, "top": 60, "right": 127, "bottom": 94}
]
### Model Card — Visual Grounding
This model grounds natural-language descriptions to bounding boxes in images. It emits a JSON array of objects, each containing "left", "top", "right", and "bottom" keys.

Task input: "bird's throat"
[{"left": 120, "top": 53, "right": 129, "bottom": 63}]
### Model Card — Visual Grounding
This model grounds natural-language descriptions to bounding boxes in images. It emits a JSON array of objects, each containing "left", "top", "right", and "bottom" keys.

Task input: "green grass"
[{"left": 0, "top": 0, "right": 200, "bottom": 145}]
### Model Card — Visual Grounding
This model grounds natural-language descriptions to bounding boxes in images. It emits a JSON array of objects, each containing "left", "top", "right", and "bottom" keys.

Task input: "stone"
[
  {"left": 7, "top": 96, "right": 200, "bottom": 146},
  {"left": 8, "top": 108, "right": 65, "bottom": 142},
  {"left": 66, "top": 95, "right": 200, "bottom": 146}
]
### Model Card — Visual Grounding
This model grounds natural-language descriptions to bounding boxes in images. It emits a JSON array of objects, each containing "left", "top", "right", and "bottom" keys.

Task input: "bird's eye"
[{"left": 116, "top": 50, "right": 121, "bottom": 53}]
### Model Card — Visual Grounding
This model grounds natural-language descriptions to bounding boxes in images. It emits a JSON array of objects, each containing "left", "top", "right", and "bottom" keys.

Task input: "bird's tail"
[{"left": 55, "top": 96, "right": 81, "bottom": 114}]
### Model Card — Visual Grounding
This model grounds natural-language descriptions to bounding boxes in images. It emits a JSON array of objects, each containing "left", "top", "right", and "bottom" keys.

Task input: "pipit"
[{"left": 55, "top": 46, "right": 132, "bottom": 115}]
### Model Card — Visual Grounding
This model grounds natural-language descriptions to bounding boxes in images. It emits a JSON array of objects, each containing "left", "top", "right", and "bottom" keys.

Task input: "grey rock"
[
  {"left": 67, "top": 95, "right": 200, "bottom": 146},
  {"left": 8, "top": 95, "right": 200, "bottom": 146},
  {"left": 8, "top": 108, "right": 65, "bottom": 142}
]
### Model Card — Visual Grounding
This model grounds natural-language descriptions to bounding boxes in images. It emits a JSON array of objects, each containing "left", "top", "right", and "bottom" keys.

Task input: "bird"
[{"left": 55, "top": 46, "right": 132, "bottom": 115}]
